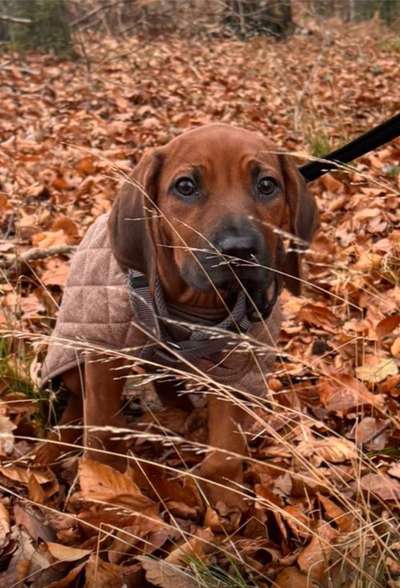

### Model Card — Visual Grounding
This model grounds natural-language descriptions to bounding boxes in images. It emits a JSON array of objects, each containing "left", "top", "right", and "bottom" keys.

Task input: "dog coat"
[{"left": 41, "top": 213, "right": 281, "bottom": 393}]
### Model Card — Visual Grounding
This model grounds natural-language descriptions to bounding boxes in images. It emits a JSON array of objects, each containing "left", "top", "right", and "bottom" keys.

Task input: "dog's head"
[{"left": 109, "top": 124, "right": 319, "bottom": 315}]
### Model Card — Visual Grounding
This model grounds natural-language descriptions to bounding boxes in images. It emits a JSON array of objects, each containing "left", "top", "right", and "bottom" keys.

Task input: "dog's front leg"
[
  {"left": 84, "top": 353, "right": 128, "bottom": 471},
  {"left": 200, "top": 395, "right": 249, "bottom": 511}
]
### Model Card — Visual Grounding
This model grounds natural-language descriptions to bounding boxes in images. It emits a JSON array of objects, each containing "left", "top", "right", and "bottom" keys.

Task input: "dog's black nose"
[{"left": 216, "top": 234, "right": 258, "bottom": 260}]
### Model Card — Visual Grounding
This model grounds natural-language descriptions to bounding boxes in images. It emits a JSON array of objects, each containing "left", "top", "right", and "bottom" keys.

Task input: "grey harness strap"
[{"left": 126, "top": 269, "right": 252, "bottom": 365}]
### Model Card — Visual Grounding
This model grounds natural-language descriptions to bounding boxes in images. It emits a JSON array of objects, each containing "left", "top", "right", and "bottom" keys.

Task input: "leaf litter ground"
[{"left": 0, "top": 19, "right": 400, "bottom": 588}]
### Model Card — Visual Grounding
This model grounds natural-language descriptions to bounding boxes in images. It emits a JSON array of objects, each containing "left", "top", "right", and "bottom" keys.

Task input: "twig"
[
  {"left": 0, "top": 245, "right": 76, "bottom": 269},
  {"left": 0, "top": 14, "right": 32, "bottom": 24}
]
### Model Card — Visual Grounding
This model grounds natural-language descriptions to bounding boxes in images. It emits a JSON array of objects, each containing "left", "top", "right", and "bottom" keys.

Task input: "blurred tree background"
[{"left": 0, "top": 0, "right": 399, "bottom": 55}]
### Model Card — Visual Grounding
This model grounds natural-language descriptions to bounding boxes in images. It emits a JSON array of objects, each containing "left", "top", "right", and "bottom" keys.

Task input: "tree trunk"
[{"left": 224, "top": 0, "right": 294, "bottom": 38}]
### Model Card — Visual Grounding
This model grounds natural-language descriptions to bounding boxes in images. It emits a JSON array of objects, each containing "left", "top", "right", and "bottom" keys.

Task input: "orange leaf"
[
  {"left": 360, "top": 474, "right": 400, "bottom": 501},
  {"left": 47, "top": 542, "right": 91, "bottom": 562},
  {"left": 138, "top": 556, "right": 198, "bottom": 588},
  {"left": 319, "top": 373, "right": 384, "bottom": 415},
  {"left": 297, "top": 522, "right": 338, "bottom": 581},
  {"left": 275, "top": 567, "right": 312, "bottom": 588},
  {"left": 376, "top": 315, "right": 400, "bottom": 339},
  {"left": 79, "top": 458, "right": 155, "bottom": 510}
]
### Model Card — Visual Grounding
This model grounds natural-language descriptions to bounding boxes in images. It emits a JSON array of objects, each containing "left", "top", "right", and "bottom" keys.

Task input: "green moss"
[
  {"left": 307, "top": 130, "right": 334, "bottom": 159},
  {"left": 11, "top": 0, "right": 75, "bottom": 57}
]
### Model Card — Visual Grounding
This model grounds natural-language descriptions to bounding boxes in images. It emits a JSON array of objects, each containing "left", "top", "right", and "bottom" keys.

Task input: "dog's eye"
[
  {"left": 174, "top": 177, "right": 197, "bottom": 198},
  {"left": 257, "top": 176, "right": 279, "bottom": 199}
]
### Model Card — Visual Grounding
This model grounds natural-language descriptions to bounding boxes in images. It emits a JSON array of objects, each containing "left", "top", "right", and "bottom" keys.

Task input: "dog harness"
[{"left": 126, "top": 268, "right": 281, "bottom": 367}]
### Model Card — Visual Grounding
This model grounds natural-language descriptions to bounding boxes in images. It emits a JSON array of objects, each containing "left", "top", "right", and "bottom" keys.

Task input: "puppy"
[{"left": 39, "top": 124, "right": 319, "bottom": 508}]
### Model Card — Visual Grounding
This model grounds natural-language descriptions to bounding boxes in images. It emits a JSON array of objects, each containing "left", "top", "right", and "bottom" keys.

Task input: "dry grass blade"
[{"left": 1, "top": 15, "right": 400, "bottom": 588}]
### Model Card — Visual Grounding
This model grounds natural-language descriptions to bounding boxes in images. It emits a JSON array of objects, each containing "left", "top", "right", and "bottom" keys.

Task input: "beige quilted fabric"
[
  {"left": 40, "top": 213, "right": 147, "bottom": 383},
  {"left": 41, "top": 212, "right": 282, "bottom": 395}
]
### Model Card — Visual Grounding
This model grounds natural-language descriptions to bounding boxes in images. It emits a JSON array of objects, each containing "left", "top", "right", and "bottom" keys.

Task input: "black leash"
[{"left": 299, "top": 112, "right": 400, "bottom": 182}]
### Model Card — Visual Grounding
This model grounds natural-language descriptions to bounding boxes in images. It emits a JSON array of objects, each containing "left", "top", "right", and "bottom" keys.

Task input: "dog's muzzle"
[{"left": 181, "top": 217, "right": 273, "bottom": 292}]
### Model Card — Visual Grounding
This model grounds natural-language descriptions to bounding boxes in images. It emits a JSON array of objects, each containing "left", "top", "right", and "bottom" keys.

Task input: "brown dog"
[{"left": 39, "top": 124, "right": 318, "bottom": 509}]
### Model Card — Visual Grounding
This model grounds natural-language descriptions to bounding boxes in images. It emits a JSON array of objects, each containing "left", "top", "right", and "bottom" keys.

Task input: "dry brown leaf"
[
  {"left": 360, "top": 473, "right": 400, "bottom": 501},
  {"left": 391, "top": 337, "right": 400, "bottom": 358},
  {"left": 14, "top": 504, "right": 55, "bottom": 542},
  {"left": 0, "top": 465, "right": 55, "bottom": 486},
  {"left": 76, "top": 156, "right": 96, "bottom": 175},
  {"left": 275, "top": 566, "right": 315, "bottom": 587},
  {"left": 46, "top": 561, "right": 86, "bottom": 588},
  {"left": 297, "top": 436, "right": 357, "bottom": 464},
  {"left": 108, "top": 518, "right": 173, "bottom": 564},
  {"left": 79, "top": 458, "right": 154, "bottom": 510},
  {"left": 320, "top": 173, "right": 344, "bottom": 193},
  {"left": 282, "top": 505, "right": 311, "bottom": 539},
  {"left": 354, "top": 418, "right": 376, "bottom": 445},
  {"left": 31, "top": 229, "right": 69, "bottom": 248},
  {"left": 41, "top": 259, "right": 70, "bottom": 287},
  {"left": 0, "top": 502, "right": 10, "bottom": 548},
  {"left": 376, "top": 315, "right": 400, "bottom": 339},
  {"left": 319, "top": 374, "right": 384, "bottom": 415},
  {"left": 297, "top": 522, "right": 338, "bottom": 581},
  {"left": 47, "top": 542, "right": 91, "bottom": 562},
  {"left": 317, "top": 494, "right": 355, "bottom": 532},
  {"left": 165, "top": 527, "right": 214, "bottom": 565},
  {"left": 388, "top": 463, "right": 400, "bottom": 479},
  {"left": 356, "top": 358, "right": 398, "bottom": 384},
  {"left": 0, "top": 414, "right": 16, "bottom": 456},
  {"left": 138, "top": 556, "right": 198, "bottom": 588},
  {"left": 51, "top": 215, "right": 79, "bottom": 242},
  {"left": 28, "top": 474, "right": 46, "bottom": 504},
  {"left": 84, "top": 555, "right": 123, "bottom": 588},
  {"left": 297, "top": 303, "right": 339, "bottom": 331}
]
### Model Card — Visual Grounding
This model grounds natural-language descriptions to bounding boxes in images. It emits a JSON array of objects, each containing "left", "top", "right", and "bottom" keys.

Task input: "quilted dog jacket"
[{"left": 41, "top": 213, "right": 282, "bottom": 394}]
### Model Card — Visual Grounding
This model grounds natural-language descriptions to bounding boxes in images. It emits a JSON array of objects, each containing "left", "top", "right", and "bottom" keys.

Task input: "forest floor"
[{"left": 1, "top": 18, "right": 400, "bottom": 588}]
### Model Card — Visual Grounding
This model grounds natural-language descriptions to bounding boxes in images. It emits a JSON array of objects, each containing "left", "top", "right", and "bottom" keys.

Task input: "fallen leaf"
[
  {"left": 31, "top": 229, "right": 69, "bottom": 248},
  {"left": 360, "top": 474, "right": 400, "bottom": 501},
  {"left": 376, "top": 315, "right": 400, "bottom": 339},
  {"left": 41, "top": 259, "right": 70, "bottom": 287},
  {"left": 0, "top": 502, "right": 10, "bottom": 548},
  {"left": 320, "top": 173, "right": 344, "bottom": 193},
  {"left": 51, "top": 215, "right": 79, "bottom": 242},
  {"left": 392, "top": 337, "right": 400, "bottom": 358},
  {"left": 282, "top": 505, "right": 311, "bottom": 539},
  {"left": 46, "top": 541, "right": 91, "bottom": 562},
  {"left": 14, "top": 504, "right": 55, "bottom": 542},
  {"left": 84, "top": 555, "right": 123, "bottom": 588},
  {"left": 138, "top": 556, "right": 198, "bottom": 588},
  {"left": 28, "top": 474, "right": 46, "bottom": 504},
  {"left": 0, "top": 465, "right": 55, "bottom": 486},
  {"left": 275, "top": 566, "right": 314, "bottom": 587},
  {"left": 297, "top": 437, "right": 357, "bottom": 464},
  {"left": 356, "top": 358, "right": 398, "bottom": 384},
  {"left": 79, "top": 458, "right": 155, "bottom": 510},
  {"left": 319, "top": 374, "right": 384, "bottom": 415},
  {"left": 388, "top": 463, "right": 400, "bottom": 479},
  {"left": 0, "top": 414, "right": 16, "bottom": 455},
  {"left": 317, "top": 494, "right": 355, "bottom": 532},
  {"left": 297, "top": 522, "right": 338, "bottom": 580},
  {"left": 166, "top": 528, "right": 214, "bottom": 565},
  {"left": 46, "top": 561, "right": 86, "bottom": 588},
  {"left": 297, "top": 303, "right": 339, "bottom": 330},
  {"left": 353, "top": 417, "right": 389, "bottom": 446},
  {"left": 76, "top": 156, "right": 96, "bottom": 175}
]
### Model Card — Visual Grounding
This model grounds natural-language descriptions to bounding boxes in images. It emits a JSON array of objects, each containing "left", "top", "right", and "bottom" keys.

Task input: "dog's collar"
[{"left": 126, "top": 270, "right": 279, "bottom": 365}]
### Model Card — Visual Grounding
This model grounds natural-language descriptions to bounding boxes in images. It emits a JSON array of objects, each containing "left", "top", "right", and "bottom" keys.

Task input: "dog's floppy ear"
[
  {"left": 279, "top": 155, "right": 320, "bottom": 296},
  {"left": 108, "top": 149, "right": 163, "bottom": 288}
]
